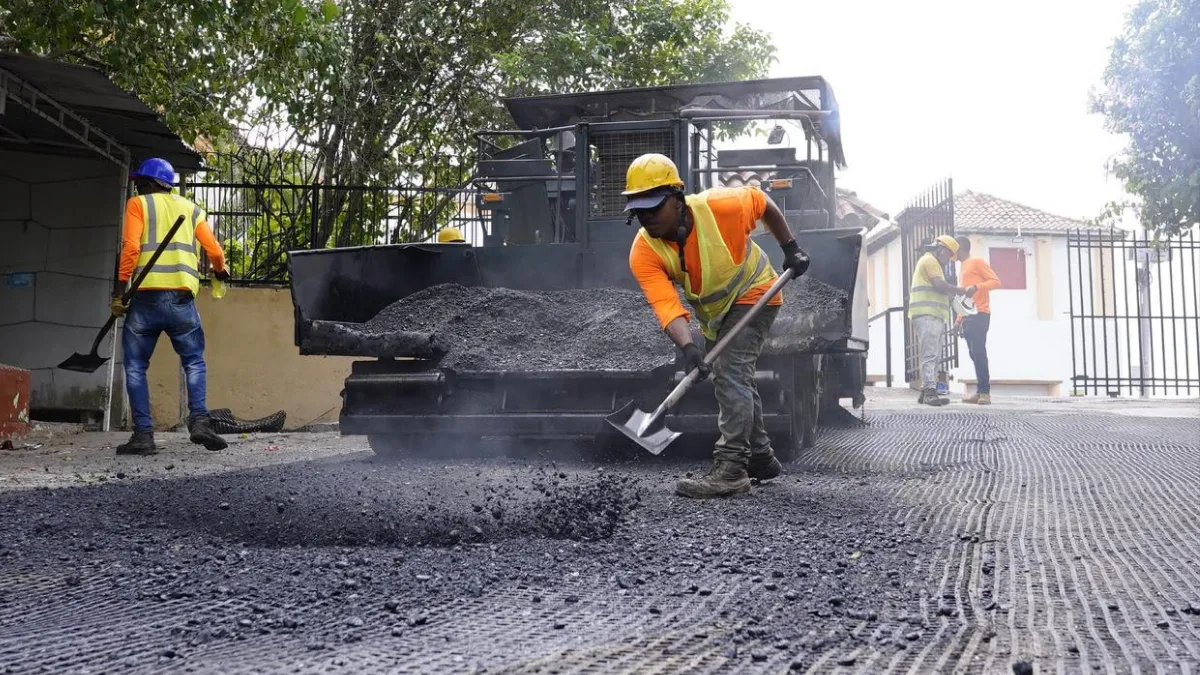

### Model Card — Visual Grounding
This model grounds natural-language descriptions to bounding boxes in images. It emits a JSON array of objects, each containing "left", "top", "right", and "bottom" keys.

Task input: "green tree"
[
  {"left": 497, "top": 0, "right": 775, "bottom": 95},
  {"left": 279, "top": 0, "right": 776, "bottom": 246},
  {"left": 1092, "top": 0, "right": 1200, "bottom": 238},
  {"left": 0, "top": 0, "right": 340, "bottom": 143}
]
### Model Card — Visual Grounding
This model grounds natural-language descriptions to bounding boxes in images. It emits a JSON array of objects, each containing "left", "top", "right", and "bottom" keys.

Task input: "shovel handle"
[
  {"left": 701, "top": 267, "right": 795, "bottom": 367},
  {"left": 87, "top": 215, "right": 188, "bottom": 355},
  {"left": 648, "top": 267, "right": 797, "bottom": 423}
]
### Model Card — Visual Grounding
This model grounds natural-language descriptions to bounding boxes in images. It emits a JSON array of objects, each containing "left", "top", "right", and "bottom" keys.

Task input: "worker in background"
[
  {"left": 907, "top": 235, "right": 970, "bottom": 407},
  {"left": 437, "top": 226, "right": 467, "bottom": 243},
  {"left": 624, "top": 153, "right": 810, "bottom": 499},
  {"left": 109, "top": 158, "right": 230, "bottom": 455},
  {"left": 955, "top": 236, "right": 1002, "bottom": 404}
]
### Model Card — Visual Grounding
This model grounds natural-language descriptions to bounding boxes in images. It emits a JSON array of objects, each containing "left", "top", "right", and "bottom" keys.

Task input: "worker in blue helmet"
[{"left": 110, "top": 157, "right": 230, "bottom": 455}]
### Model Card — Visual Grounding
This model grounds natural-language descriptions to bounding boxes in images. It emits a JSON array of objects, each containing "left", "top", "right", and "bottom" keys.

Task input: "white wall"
[
  {"left": 0, "top": 150, "right": 125, "bottom": 419},
  {"left": 865, "top": 235, "right": 907, "bottom": 386},
  {"left": 948, "top": 233, "right": 1073, "bottom": 394}
]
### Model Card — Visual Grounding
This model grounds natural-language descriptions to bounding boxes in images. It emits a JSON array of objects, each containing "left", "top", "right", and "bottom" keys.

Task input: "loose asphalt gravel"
[
  {"left": 317, "top": 277, "right": 849, "bottom": 369},
  {"left": 4, "top": 394, "right": 1196, "bottom": 673}
]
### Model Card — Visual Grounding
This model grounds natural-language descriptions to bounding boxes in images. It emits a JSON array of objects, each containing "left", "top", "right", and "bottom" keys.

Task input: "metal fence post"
[
  {"left": 885, "top": 310, "right": 893, "bottom": 388},
  {"left": 310, "top": 184, "right": 320, "bottom": 249}
]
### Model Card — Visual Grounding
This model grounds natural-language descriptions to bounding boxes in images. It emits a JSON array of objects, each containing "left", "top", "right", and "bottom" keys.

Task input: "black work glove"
[
  {"left": 213, "top": 269, "right": 231, "bottom": 282},
  {"left": 780, "top": 239, "right": 810, "bottom": 278},
  {"left": 682, "top": 343, "right": 711, "bottom": 380}
]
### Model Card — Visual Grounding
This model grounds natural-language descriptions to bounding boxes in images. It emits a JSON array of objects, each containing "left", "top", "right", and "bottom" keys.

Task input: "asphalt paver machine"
[{"left": 287, "top": 76, "right": 870, "bottom": 458}]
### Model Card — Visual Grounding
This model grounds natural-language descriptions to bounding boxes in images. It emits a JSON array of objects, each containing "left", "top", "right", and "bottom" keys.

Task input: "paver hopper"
[{"left": 287, "top": 77, "right": 871, "bottom": 458}]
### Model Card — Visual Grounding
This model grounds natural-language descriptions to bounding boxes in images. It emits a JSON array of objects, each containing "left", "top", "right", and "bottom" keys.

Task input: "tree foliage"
[
  {"left": 0, "top": 0, "right": 340, "bottom": 144},
  {"left": 2, "top": 0, "right": 777, "bottom": 256},
  {"left": 1092, "top": 0, "right": 1200, "bottom": 237},
  {"left": 272, "top": 0, "right": 776, "bottom": 246}
]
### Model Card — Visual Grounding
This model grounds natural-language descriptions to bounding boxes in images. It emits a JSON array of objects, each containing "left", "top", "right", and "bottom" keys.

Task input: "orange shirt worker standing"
[{"left": 955, "top": 236, "right": 1002, "bottom": 403}]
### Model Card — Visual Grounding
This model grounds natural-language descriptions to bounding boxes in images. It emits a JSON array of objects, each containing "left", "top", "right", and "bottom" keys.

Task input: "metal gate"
[
  {"left": 1067, "top": 228, "right": 1200, "bottom": 397},
  {"left": 896, "top": 179, "right": 958, "bottom": 383}
]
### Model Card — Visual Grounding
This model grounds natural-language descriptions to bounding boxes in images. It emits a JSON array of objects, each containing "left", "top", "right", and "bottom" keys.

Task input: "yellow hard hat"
[
  {"left": 437, "top": 226, "right": 466, "bottom": 243},
  {"left": 934, "top": 235, "right": 960, "bottom": 254},
  {"left": 623, "top": 153, "right": 685, "bottom": 199}
]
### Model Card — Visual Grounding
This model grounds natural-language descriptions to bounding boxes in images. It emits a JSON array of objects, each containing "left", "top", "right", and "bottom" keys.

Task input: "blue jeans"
[
  {"left": 962, "top": 313, "right": 991, "bottom": 394},
  {"left": 122, "top": 290, "right": 208, "bottom": 432}
]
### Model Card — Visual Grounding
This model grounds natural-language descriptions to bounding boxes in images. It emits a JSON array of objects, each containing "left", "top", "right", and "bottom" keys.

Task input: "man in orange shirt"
[
  {"left": 625, "top": 153, "right": 809, "bottom": 498},
  {"left": 955, "top": 236, "right": 1002, "bottom": 404},
  {"left": 109, "top": 158, "right": 230, "bottom": 455}
]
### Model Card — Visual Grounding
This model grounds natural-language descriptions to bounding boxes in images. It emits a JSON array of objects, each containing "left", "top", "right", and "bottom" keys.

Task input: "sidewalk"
[{"left": 863, "top": 385, "right": 1200, "bottom": 418}]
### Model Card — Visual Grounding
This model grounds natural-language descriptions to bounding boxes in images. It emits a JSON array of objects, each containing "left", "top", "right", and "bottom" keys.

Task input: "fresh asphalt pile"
[
  {"left": 316, "top": 277, "right": 848, "bottom": 370},
  {"left": 363, "top": 284, "right": 678, "bottom": 371},
  {"left": 0, "top": 451, "right": 930, "bottom": 672}
]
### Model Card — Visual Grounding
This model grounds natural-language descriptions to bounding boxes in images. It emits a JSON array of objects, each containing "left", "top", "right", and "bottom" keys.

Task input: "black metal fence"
[
  {"left": 182, "top": 151, "right": 484, "bottom": 282},
  {"left": 895, "top": 178, "right": 958, "bottom": 383},
  {"left": 1068, "top": 228, "right": 1200, "bottom": 397}
]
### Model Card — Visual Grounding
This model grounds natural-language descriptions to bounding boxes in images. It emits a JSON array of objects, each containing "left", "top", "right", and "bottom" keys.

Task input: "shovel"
[
  {"left": 606, "top": 267, "right": 796, "bottom": 454},
  {"left": 58, "top": 214, "right": 187, "bottom": 373}
]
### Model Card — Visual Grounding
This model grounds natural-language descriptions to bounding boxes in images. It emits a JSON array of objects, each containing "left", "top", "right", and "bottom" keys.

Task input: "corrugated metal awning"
[{"left": 0, "top": 54, "right": 200, "bottom": 172}]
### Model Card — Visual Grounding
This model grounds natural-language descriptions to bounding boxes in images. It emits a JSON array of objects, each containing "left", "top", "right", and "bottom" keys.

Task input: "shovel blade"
[
  {"left": 57, "top": 352, "right": 108, "bottom": 374},
  {"left": 604, "top": 400, "right": 682, "bottom": 455}
]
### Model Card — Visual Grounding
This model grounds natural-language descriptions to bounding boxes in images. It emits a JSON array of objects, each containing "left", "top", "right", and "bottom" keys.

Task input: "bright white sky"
[{"left": 727, "top": 0, "right": 1137, "bottom": 223}]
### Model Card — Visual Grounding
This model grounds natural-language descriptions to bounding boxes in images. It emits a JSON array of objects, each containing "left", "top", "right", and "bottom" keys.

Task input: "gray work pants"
[
  {"left": 705, "top": 304, "right": 780, "bottom": 463},
  {"left": 913, "top": 314, "right": 946, "bottom": 391}
]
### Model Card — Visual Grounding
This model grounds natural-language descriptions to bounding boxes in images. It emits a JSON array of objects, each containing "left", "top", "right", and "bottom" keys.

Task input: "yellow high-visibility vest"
[
  {"left": 907, "top": 252, "right": 950, "bottom": 322},
  {"left": 135, "top": 193, "right": 203, "bottom": 295},
  {"left": 639, "top": 192, "right": 778, "bottom": 340}
]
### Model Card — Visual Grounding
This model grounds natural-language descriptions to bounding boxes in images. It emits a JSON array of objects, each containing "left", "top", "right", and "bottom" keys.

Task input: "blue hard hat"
[{"left": 131, "top": 158, "right": 177, "bottom": 187}]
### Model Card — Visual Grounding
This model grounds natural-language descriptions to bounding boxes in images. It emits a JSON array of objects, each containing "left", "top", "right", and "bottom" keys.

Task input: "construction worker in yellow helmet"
[
  {"left": 624, "top": 152, "right": 810, "bottom": 499},
  {"left": 907, "top": 234, "right": 972, "bottom": 407},
  {"left": 437, "top": 226, "right": 466, "bottom": 243}
]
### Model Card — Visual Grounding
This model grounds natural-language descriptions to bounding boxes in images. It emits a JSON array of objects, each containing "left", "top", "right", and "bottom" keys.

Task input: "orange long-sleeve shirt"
[
  {"left": 118, "top": 196, "right": 226, "bottom": 286},
  {"left": 959, "top": 256, "right": 1002, "bottom": 314},
  {"left": 629, "top": 186, "right": 782, "bottom": 330}
]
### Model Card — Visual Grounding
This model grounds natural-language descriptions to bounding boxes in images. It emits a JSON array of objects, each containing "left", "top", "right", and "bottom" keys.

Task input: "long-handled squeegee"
[
  {"left": 58, "top": 215, "right": 187, "bottom": 374},
  {"left": 605, "top": 267, "right": 796, "bottom": 455}
]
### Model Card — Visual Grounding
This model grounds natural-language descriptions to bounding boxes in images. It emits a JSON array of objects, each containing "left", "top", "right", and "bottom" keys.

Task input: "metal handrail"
[{"left": 868, "top": 307, "right": 905, "bottom": 388}]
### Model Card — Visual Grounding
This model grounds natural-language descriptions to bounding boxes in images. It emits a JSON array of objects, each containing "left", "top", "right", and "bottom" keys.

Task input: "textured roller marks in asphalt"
[
  {"left": 807, "top": 409, "right": 1200, "bottom": 673},
  {"left": 1, "top": 408, "right": 1197, "bottom": 673},
  {"left": 0, "top": 448, "right": 933, "bottom": 674}
]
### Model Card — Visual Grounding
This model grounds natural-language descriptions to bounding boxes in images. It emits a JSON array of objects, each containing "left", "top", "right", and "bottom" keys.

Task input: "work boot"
[
  {"left": 748, "top": 452, "right": 784, "bottom": 481},
  {"left": 675, "top": 459, "right": 751, "bottom": 499},
  {"left": 920, "top": 389, "right": 949, "bottom": 407},
  {"left": 116, "top": 430, "right": 158, "bottom": 455},
  {"left": 188, "top": 415, "right": 228, "bottom": 451},
  {"left": 964, "top": 393, "right": 992, "bottom": 405}
]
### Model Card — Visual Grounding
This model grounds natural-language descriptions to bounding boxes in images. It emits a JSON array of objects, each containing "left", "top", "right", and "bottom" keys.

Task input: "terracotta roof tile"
[{"left": 954, "top": 190, "right": 1088, "bottom": 234}]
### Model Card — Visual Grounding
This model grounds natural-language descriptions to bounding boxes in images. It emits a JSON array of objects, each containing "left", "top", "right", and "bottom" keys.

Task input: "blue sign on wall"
[{"left": 4, "top": 273, "right": 35, "bottom": 289}]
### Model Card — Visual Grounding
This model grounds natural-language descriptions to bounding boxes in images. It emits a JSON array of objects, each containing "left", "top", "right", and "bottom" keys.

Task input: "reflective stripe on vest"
[
  {"left": 907, "top": 253, "right": 950, "bottom": 322},
  {"left": 639, "top": 191, "right": 779, "bottom": 340},
  {"left": 134, "top": 193, "right": 202, "bottom": 295}
]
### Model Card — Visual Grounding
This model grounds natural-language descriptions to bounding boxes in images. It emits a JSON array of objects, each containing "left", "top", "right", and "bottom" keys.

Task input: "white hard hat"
[{"left": 952, "top": 295, "right": 979, "bottom": 316}]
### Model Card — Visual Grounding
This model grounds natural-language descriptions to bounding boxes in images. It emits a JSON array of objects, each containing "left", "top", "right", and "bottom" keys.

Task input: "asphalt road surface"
[{"left": 1, "top": 393, "right": 1197, "bottom": 673}]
